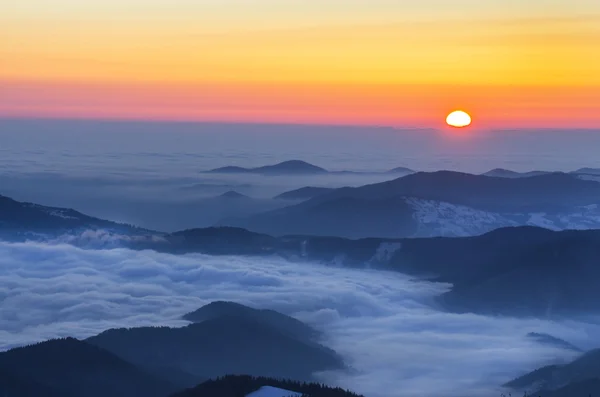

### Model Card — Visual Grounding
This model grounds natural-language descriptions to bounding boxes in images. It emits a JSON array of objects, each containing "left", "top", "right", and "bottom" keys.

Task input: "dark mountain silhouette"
[
  {"left": 504, "top": 363, "right": 561, "bottom": 390},
  {"left": 131, "top": 225, "right": 600, "bottom": 317},
  {"left": 0, "top": 337, "right": 177, "bottom": 397},
  {"left": 222, "top": 171, "right": 600, "bottom": 238},
  {"left": 162, "top": 227, "right": 279, "bottom": 255},
  {"left": 0, "top": 305, "right": 345, "bottom": 396},
  {"left": 274, "top": 187, "right": 334, "bottom": 201},
  {"left": 303, "top": 171, "right": 600, "bottom": 212},
  {"left": 183, "top": 301, "right": 318, "bottom": 343},
  {"left": 206, "top": 160, "right": 327, "bottom": 175},
  {"left": 206, "top": 160, "right": 416, "bottom": 176},
  {"left": 219, "top": 191, "right": 251, "bottom": 199},
  {"left": 537, "top": 378, "right": 600, "bottom": 397},
  {"left": 482, "top": 168, "right": 551, "bottom": 178},
  {"left": 146, "top": 226, "right": 392, "bottom": 264},
  {"left": 223, "top": 195, "right": 417, "bottom": 238},
  {"left": 387, "top": 166, "right": 416, "bottom": 174},
  {"left": 526, "top": 332, "right": 582, "bottom": 352},
  {"left": 572, "top": 167, "right": 600, "bottom": 175},
  {"left": 505, "top": 348, "right": 600, "bottom": 394},
  {"left": 0, "top": 369, "right": 65, "bottom": 397},
  {"left": 0, "top": 194, "right": 151, "bottom": 240},
  {"left": 163, "top": 195, "right": 285, "bottom": 232},
  {"left": 207, "top": 166, "right": 251, "bottom": 173},
  {"left": 387, "top": 226, "right": 600, "bottom": 316},
  {"left": 171, "top": 375, "right": 364, "bottom": 397},
  {"left": 87, "top": 315, "right": 344, "bottom": 382}
]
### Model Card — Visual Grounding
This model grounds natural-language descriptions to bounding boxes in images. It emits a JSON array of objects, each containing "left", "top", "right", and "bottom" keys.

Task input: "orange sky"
[{"left": 2, "top": 1, "right": 599, "bottom": 128}]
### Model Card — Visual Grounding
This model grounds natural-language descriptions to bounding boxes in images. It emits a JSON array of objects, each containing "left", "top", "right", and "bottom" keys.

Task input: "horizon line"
[{"left": 1, "top": 116, "right": 599, "bottom": 133}]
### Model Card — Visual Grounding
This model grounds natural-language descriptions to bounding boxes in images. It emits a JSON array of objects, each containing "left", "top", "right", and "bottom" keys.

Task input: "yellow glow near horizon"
[{"left": 1, "top": 0, "right": 600, "bottom": 127}]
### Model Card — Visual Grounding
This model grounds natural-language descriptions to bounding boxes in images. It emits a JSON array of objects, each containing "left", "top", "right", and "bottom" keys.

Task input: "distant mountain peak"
[
  {"left": 482, "top": 168, "right": 552, "bottom": 178},
  {"left": 485, "top": 168, "right": 518, "bottom": 174},
  {"left": 255, "top": 160, "right": 327, "bottom": 174},
  {"left": 272, "top": 160, "right": 316, "bottom": 167},
  {"left": 526, "top": 332, "right": 582, "bottom": 352},
  {"left": 387, "top": 166, "right": 415, "bottom": 174},
  {"left": 206, "top": 160, "right": 327, "bottom": 175},
  {"left": 182, "top": 300, "right": 320, "bottom": 343},
  {"left": 219, "top": 190, "right": 249, "bottom": 199},
  {"left": 573, "top": 167, "right": 600, "bottom": 175},
  {"left": 87, "top": 304, "right": 343, "bottom": 383},
  {"left": 0, "top": 192, "right": 153, "bottom": 241},
  {"left": 209, "top": 166, "right": 249, "bottom": 173}
]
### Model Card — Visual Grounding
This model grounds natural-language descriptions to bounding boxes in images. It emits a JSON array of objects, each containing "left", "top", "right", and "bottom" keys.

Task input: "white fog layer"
[{"left": 1, "top": 240, "right": 596, "bottom": 397}]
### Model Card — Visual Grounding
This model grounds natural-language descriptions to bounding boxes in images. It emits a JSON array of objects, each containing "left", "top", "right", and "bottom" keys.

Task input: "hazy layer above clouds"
[
  {"left": 1, "top": 240, "right": 597, "bottom": 397},
  {"left": 2, "top": 120, "right": 600, "bottom": 231}
]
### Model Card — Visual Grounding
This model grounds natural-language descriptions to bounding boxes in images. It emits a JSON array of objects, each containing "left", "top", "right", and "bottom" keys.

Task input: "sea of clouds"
[
  {"left": 1, "top": 240, "right": 598, "bottom": 397},
  {"left": 3, "top": 119, "right": 600, "bottom": 233}
]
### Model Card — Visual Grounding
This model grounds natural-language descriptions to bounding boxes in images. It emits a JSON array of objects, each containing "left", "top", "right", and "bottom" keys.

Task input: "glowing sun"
[{"left": 446, "top": 110, "right": 472, "bottom": 128}]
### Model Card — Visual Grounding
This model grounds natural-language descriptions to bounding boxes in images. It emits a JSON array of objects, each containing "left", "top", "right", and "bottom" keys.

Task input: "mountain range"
[
  {"left": 526, "top": 333, "right": 582, "bottom": 353},
  {"left": 87, "top": 301, "right": 343, "bottom": 383},
  {"left": 222, "top": 171, "right": 600, "bottom": 238},
  {"left": 3, "top": 181, "right": 600, "bottom": 318},
  {"left": 2, "top": 184, "right": 600, "bottom": 318},
  {"left": 481, "top": 168, "right": 551, "bottom": 178},
  {"left": 172, "top": 375, "right": 364, "bottom": 397},
  {"left": 0, "top": 337, "right": 178, "bottom": 397},
  {"left": 183, "top": 301, "right": 320, "bottom": 344},
  {"left": 123, "top": 225, "right": 600, "bottom": 318},
  {"left": 0, "top": 194, "right": 156, "bottom": 243},
  {"left": 204, "top": 160, "right": 415, "bottom": 176},
  {"left": 0, "top": 302, "right": 347, "bottom": 397},
  {"left": 5, "top": 169, "right": 600, "bottom": 241},
  {"left": 203, "top": 159, "right": 600, "bottom": 179},
  {"left": 505, "top": 348, "right": 600, "bottom": 397},
  {"left": 482, "top": 167, "right": 600, "bottom": 181},
  {"left": 205, "top": 160, "right": 329, "bottom": 175},
  {"left": 4, "top": 165, "right": 600, "bottom": 396}
]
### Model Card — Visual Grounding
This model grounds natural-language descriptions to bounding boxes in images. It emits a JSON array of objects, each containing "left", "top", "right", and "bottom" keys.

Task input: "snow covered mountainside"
[
  {"left": 171, "top": 375, "right": 364, "bottom": 397},
  {"left": 246, "top": 386, "right": 303, "bottom": 397},
  {"left": 222, "top": 171, "right": 600, "bottom": 238},
  {"left": 406, "top": 198, "right": 600, "bottom": 237},
  {"left": 406, "top": 197, "right": 518, "bottom": 237},
  {"left": 0, "top": 194, "right": 156, "bottom": 242}
]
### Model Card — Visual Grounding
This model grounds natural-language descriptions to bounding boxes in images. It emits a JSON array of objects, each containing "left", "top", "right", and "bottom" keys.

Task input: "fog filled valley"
[
  {"left": 2, "top": 122, "right": 600, "bottom": 397},
  {"left": 3, "top": 239, "right": 600, "bottom": 397}
]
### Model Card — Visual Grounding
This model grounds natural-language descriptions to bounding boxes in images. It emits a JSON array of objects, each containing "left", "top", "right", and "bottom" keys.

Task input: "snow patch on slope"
[
  {"left": 49, "top": 229, "right": 167, "bottom": 249},
  {"left": 46, "top": 209, "right": 80, "bottom": 220},
  {"left": 25, "top": 203, "right": 81, "bottom": 220},
  {"left": 527, "top": 213, "right": 561, "bottom": 230},
  {"left": 246, "top": 386, "right": 303, "bottom": 397},
  {"left": 371, "top": 242, "right": 402, "bottom": 264},
  {"left": 406, "top": 198, "right": 518, "bottom": 237},
  {"left": 550, "top": 206, "right": 600, "bottom": 230},
  {"left": 576, "top": 174, "right": 600, "bottom": 182},
  {"left": 406, "top": 198, "right": 600, "bottom": 238}
]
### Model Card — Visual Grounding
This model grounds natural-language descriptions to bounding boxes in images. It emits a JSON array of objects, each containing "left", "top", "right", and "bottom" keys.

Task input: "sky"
[{"left": 1, "top": 0, "right": 600, "bottom": 128}]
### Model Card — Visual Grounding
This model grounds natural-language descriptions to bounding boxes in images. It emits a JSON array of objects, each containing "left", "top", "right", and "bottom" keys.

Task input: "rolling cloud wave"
[{"left": 0, "top": 240, "right": 596, "bottom": 397}]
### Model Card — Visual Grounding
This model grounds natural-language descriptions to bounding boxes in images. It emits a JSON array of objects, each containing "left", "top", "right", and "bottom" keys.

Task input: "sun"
[{"left": 446, "top": 110, "right": 472, "bottom": 128}]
